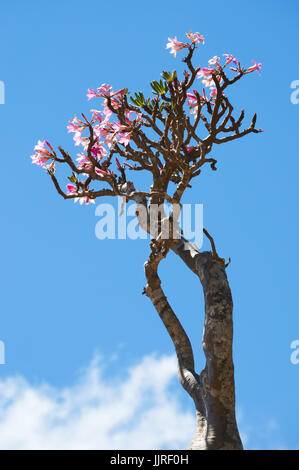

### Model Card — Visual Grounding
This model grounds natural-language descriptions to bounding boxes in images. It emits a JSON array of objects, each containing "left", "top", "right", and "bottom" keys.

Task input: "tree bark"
[
  {"left": 171, "top": 238, "right": 242, "bottom": 449},
  {"left": 133, "top": 193, "right": 242, "bottom": 449}
]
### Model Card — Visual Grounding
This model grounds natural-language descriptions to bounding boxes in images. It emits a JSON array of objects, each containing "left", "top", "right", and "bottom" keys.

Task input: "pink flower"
[
  {"left": 91, "top": 143, "right": 108, "bottom": 158},
  {"left": 197, "top": 68, "right": 222, "bottom": 88},
  {"left": 66, "top": 184, "right": 77, "bottom": 194},
  {"left": 118, "top": 132, "right": 132, "bottom": 147},
  {"left": 94, "top": 121, "right": 115, "bottom": 148},
  {"left": 186, "top": 91, "right": 204, "bottom": 119},
  {"left": 95, "top": 168, "right": 107, "bottom": 177},
  {"left": 166, "top": 37, "right": 187, "bottom": 57},
  {"left": 90, "top": 109, "right": 104, "bottom": 122},
  {"left": 187, "top": 92, "right": 198, "bottom": 112},
  {"left": 67, "top": 116, "right": 84, "bottom": 133},
  {"left": 97, "top": 83, "right": 113, "bottom": 97},
  {"left": 186, "top": 145, "right": 195, "bottom": 152},
  {"left": 111, "top": 122, "right": 132, "bottom": 146},
  {"left": 75, "top": 196, "right": 95, "bottom": 205},
  {"left": 34, "top": 140, "right": 52, "bottom": 155},
  {"left": 112, "top": 121, "right": 125, "bottom": 133},
  {"left": 67, "top": 122, "right": 79, "bottom": 133},
  {"left": 247, "top": 60, "right": 262, "bottom": 73},
  {"left": 101, "top": 96, "right": 121, "bottom": 118},
  {"left": 30, "top": 140, "right": 53, "bottom": 168},
  {"left": 87, "top": 88, "right": 100, "bottom": 100},
  {"left": 31, "top": 155, "right": 50, "bottom": 166},
  {"left": 95, "top": 168, "right": 114, "bottom": 177},
  {"left": 223, "top": 54, "right": 238, "bottom": 65},
  {"left": 76, "top": 153, "right": 92, "bottom": 170},
  {"left": 73, "top": 132, "right": 85, "bottom": 146},
  {"left": 67, "top": 183, "right": 95, "bottom": 205},
  {"left": 197, "top": 68, "right": 212, "bottom": 79},
  {"left": 201, "top": 76, "right": 214, "bottom": 87},
  {"left": 102, "top": 104, "right": 113, "bottom": 119},
  {"left": 186, "top": 32, "right": 205, "bottom": 44},
  {"left": 208, "top": 56, "right": 220, "bottom": 66}
]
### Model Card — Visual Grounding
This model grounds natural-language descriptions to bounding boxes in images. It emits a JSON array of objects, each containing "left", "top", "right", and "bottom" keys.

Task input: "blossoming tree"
[{"left": 31, "top": 32, "right": 262, "bottom": 450}]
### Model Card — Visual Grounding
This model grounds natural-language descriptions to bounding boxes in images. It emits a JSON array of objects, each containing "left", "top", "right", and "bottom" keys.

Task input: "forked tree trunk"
[
  {"left": 145, "top": 237, "right": 242, "bottom": 450},
  {"left": 132, "top": 191, "right": 242, "bottom": 449}
]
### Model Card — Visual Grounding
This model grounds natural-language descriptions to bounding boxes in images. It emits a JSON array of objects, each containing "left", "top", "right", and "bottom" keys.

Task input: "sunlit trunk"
[{"left": 172, "top": 242, "right": 243, "bottom": 450}]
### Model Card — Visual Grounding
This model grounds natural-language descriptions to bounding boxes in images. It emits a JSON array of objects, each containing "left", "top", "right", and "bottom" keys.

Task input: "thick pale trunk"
[
  {"left": 133, "top": 192, "right": 242, "bottom": 449},
  {"left": 172, "top": 240, "right": 243, "bottom": 450}
]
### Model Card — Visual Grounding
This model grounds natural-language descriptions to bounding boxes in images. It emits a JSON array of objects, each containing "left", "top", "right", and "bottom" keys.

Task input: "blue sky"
[{"left": 0, "top": 0, "right": 299, "bottom": 449}]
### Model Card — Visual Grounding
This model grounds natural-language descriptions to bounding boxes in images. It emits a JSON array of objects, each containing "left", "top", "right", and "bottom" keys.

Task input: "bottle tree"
[{"left": 31, "top": 32, "right": 262, "bottom": 450}]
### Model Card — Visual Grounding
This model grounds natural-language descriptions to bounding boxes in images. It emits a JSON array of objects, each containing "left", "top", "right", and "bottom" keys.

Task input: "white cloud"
[{"left": 0, "top": 354, "right": 194, "bottom": 450}]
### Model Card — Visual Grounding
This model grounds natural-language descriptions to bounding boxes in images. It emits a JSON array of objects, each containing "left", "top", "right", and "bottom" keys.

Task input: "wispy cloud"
[
  {"left": 0, "top": 354, "right": 194, "bottom": 450},
  {"left": 0, "top": 354, "right": 290, "bottom": 450}
]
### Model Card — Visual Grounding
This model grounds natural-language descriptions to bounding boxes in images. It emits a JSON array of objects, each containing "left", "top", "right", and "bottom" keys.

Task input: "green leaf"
[
  {"left": 161, "top": 71, "right": 172, "bottom": 82},
  {"left": 150, "top": 79, "right": 168, "bottom": 96},
  {"left": 68, "top": 173, "right": 77, "bottom": 184},
  {"left": 130, "top": 91, "right": 145, "bottom": 107},
  {"left": 150, "top": 81, "right": 160, "bottom": 93}
]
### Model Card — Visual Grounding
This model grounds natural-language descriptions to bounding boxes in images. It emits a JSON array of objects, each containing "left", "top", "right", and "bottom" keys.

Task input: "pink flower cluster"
[
  {"left": 31, "top": 82, "right": 143, "bottom": 205},
  {"left": 247, "top": 60, "right": 262, "bottom": 73},
  {"left": 30, "top": 140, "right": 55, "bottom": 171},
  {"left": 64, "top": 85, "right": 143, "bottom": 178},
  {"left": 31, "top": 32, "right": 262, "bottom": 207},
  {"left": 197, "top": 54, "right": 261, "bottom": 95},
  {"left": 166, "top": 32, "right": 261, "bottom": 105},
  {"left": 166, "top": 31, "right": 205, "bottom": 57},
  {"left": 186, "top": 32, "right": 205, "bottom": 44},
  {"left": 166, "top": 37, "right": 186, "bottom": 57},
  {"left": 186, "top": 91, "right": 205, "bottom": 117},
  {"left": 184, "top": 49, "right": 262, "bottom": 115}
]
